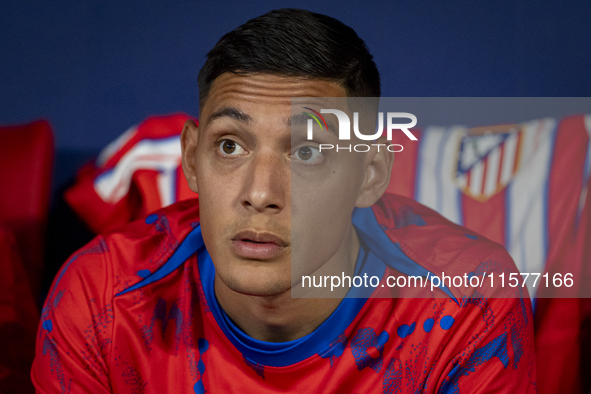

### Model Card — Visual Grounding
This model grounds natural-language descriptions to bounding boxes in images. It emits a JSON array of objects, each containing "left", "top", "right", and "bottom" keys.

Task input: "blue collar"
[{"left": 199, "top": 234, "right": 384, "bottom": 367}]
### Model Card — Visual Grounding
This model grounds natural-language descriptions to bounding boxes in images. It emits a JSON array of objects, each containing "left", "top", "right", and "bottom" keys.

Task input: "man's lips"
[{"left": 231, "top": 230, "right": 288, "bottom": 260}]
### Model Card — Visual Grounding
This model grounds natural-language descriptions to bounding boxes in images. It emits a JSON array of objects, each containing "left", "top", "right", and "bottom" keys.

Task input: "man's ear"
[
  {"left": 355, "top": 137, "right": 394, "bottom": 208},
  {"left": 181, "top": 119, "right": 199, "bottom": 194}
]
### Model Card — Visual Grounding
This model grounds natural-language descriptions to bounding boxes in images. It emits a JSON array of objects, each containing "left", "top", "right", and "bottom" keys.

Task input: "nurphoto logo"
[{"left": 304, "top": 107, "right": 418, "bottom": 152}]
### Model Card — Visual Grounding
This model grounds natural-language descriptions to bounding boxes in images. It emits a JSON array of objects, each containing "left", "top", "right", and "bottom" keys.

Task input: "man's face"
[{"left": 182, "top": 73, "right": 374, "bottom": 297}]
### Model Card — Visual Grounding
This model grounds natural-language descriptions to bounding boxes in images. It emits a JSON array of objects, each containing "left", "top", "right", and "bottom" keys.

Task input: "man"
[{"left": 32, "top": 9, "right": 536, "bottom": 393}]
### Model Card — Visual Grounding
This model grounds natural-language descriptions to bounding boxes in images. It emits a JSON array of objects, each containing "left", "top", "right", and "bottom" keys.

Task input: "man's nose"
[{"left": 241, "top": 151, "right": 288, "bottom": 213}]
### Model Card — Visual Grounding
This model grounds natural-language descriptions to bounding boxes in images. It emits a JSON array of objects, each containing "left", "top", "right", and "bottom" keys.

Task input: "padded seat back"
[{"left": 0, "top": 120, "right": 54, "bottom": 297}]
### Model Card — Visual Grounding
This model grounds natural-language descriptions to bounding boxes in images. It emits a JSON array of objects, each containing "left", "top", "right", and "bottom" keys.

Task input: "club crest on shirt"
[{"left": 454, "top": 124, "right": 524, "bottom": 202}]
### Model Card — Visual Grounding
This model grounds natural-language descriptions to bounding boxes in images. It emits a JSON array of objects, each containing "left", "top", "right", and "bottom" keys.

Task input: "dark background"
[{"left": 1, "top": 0, "right": 590, "bottom": 193}]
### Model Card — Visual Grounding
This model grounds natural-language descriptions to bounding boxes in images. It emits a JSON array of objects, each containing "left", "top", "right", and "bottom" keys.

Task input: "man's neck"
[{"left": 214, "top": 227, "right": 360, "bottom": 343}]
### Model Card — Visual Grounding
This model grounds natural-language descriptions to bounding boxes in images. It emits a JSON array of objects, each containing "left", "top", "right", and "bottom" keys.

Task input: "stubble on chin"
[{"left": 207, "top": 218, "right": 293, "bottom": 297}]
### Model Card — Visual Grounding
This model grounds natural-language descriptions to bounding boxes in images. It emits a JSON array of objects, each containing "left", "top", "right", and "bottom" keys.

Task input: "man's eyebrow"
[
  {"left": 289, "top": 112, "right": 339, "bottom": 137},
  {"left": 207, "top": 107, "right": 253, "bottom": 127}
]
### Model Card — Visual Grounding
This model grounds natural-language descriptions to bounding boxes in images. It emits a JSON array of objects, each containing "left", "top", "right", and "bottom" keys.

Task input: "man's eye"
[
  {"left": 219, "top": 140, "right": 246, "bottom": 155},
  {"left": 295, "top": 146, "right": 323, "bottom": 163}
]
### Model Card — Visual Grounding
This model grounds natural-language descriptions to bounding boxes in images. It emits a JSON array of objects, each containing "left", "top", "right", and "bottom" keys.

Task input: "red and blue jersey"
[{"left": 32, "top": 194, "right": 536, "bottom": 393}]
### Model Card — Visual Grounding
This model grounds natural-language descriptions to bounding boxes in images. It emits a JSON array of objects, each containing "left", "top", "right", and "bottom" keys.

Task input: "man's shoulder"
[
  {"left": 373, "top": 193, "right": 515, "bottom": 282},
  {"left": 101, "top": 198, "right": 200, "bottom": 288},
  {"left": 35, "top": 199, "right": 208, "bottom": 392},
  {"left": 48, "top": 199, "right": 201, "bottom": 297}
]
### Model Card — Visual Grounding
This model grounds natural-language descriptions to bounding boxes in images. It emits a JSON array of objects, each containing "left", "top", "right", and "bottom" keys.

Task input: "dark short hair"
[{"left": 198, "top": 8, "right": 380, "bottom": 109}]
